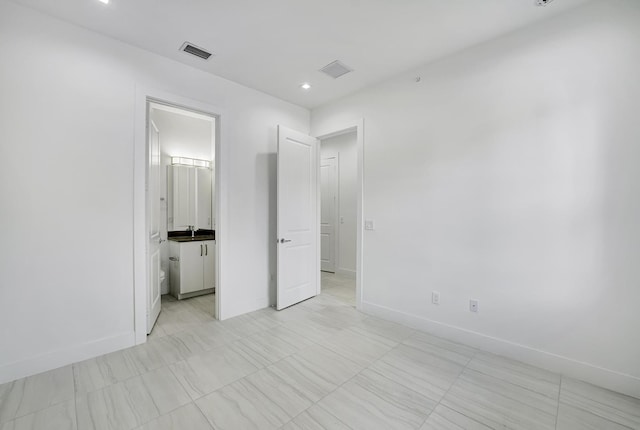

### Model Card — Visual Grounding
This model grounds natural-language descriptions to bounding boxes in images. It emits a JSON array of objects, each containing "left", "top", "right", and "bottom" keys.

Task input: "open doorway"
[
  {"left": 146, "top": 101, "right": 217, "bottom": 337},
  {"left": 319, "top": 129, "right": 359, "bottom": 307}
]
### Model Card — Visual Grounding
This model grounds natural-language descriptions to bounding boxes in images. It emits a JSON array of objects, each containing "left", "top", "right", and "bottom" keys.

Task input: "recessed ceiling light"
[
  {"left": 98, "top": 0, "right": 109, "bottom": 4},
  {"left": 300, "top": 83, "right": 311, "bottom": 90}
]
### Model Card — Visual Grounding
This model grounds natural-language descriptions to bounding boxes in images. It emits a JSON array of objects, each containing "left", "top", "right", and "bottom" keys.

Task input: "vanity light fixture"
[
  {"left": 192, "top": 159, "right": 210, "bottom": 168},
  {"left": 171, "top": 156, "right": 210, "bottom": 169},
  {"left": 300, "top": 82, "right": 312, "bottom": 90}
]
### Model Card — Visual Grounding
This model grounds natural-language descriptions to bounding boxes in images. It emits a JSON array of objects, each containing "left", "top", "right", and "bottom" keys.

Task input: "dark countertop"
[
  {"left": 168, "top": 229, "right": 215, "bottom": 243},
  {"left": 168, "top": 235, "right": 215, "bottom": 242}
]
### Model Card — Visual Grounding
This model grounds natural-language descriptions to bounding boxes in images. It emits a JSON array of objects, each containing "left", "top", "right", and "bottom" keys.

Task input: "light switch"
[
  {"left": 340, "top": 216, "right": 345, "bottom": 224},
  {"left": 365, "top": 220, "right": 375, "bottom": 230}
]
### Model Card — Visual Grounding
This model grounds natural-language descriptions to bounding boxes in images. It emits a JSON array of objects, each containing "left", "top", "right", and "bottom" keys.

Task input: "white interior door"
[
  {"left": 320, "top": 157, "right": 337, "bottom": 272},
  {"left": 277, "top": 126, "right": 319, "bottom": 310},
  {"left": 147, "top": 120, "right": 162, "bottom": 334}
]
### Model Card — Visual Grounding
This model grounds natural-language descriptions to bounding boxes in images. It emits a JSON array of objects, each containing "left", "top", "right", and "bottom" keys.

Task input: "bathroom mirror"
[{"left": 168, "top": 164, "right": 214, "bottom": 231}]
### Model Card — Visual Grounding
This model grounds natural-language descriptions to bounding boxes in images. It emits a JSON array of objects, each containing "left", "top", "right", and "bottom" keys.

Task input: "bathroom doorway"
[{"left": 144, "top": 98, "right": 220, "bottom": 339}]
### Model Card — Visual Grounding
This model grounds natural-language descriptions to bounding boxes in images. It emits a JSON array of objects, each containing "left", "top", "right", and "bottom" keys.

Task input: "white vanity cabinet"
[{"left": 169, "top": 239, "right": 215, "bottom": 299}]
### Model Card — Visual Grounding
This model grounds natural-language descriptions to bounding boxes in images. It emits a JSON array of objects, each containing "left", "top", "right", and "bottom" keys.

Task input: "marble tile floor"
[
  {"left": 147, "top": 293, "right": 216, "bottom": 341},
  {"left": 321, "top": 271, "right": 356, "bottom": 307},
  {"left": 1, "top": 291, "right": 639, "bottom": 430}
]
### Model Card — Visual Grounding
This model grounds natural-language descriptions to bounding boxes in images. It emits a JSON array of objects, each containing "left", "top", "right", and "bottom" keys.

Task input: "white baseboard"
[
  {"left": 0, "top": 332, "right": 136, "bottom": 385},
  {"left": 336, "top": 268, "right": 356, "bottom": 279},
  {"left": 362, "top": 301, "right": 640, "bottom": 399}
]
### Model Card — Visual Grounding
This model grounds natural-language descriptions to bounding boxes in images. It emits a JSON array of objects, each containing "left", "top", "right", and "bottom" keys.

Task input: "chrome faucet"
[{"left": 188, "top": 225, "right": 195, "bottom": 238}]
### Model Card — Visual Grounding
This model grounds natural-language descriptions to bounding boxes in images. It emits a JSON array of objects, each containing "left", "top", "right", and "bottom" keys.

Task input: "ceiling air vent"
[
  {"left": 319, "top": 60, "right": 353, "bottom": 79},
  {"left": 180, "top": 42, "right": 213, "bottom": 60}
]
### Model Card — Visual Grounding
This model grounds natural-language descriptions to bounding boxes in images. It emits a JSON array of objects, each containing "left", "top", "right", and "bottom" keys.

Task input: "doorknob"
[{"left": 279, "top": 238, "right": 292, "bottom": 243}]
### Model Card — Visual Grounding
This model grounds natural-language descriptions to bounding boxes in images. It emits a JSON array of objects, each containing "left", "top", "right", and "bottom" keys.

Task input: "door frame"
[
  {"left": 314, "top": 119, "right": 364, "bottom": 310},
  {"left": 134, "top": 86, "right": 227, "bottom": 344}
]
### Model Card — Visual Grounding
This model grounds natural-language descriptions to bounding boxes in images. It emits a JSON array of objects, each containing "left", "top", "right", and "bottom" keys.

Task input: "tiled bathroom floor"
[
  {"left": 1, "top": 289, "right": 639, "bottom": 429},
  {"left": 148, "top": 293, "right": 216, "bottom": 340}
]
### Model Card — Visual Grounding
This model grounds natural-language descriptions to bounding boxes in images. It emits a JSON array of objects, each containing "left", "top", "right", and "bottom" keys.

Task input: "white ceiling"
[{"left": 12, "top": 0, "right": 590, "bottom": 109}]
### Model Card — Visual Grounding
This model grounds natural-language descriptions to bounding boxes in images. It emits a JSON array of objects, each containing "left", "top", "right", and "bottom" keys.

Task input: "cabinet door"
[
  {"left": 202, "top": 240, "right": 215, "bottom": 290},
  {"left": 180, "top": 241, "right": 204, "bottom": 294},
  {"left": 172, "top": 166, "right": 195, "bottom": 230},
  {"left": 196, "top": 168, "right": 212, "bottom": 230}
]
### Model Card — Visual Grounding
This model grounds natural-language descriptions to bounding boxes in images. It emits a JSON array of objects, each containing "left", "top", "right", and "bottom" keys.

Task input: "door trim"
[
  {"left": 134, "top": 86, "right": 227, "bottom": 345},
  {"left": 314, "top": 119, "right": 364, "bottom": 310}
]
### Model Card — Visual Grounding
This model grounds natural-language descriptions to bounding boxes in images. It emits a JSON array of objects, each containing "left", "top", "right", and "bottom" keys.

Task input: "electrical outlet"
[
  {"left": 432, "top": 291, "right": 440, "bottom": 305},
  {"left": 364, "top": 220, "right": 375, "bottom": 230},
  {"left": 469, "top": 299, "right": 479, "bottom": 313}
]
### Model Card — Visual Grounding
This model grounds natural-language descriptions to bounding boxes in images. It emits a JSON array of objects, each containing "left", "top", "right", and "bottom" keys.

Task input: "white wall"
[
  {"left": 312, "top": 0, "right": 640, "bottom": 397},
  {"left": 321, "top": 132, "right": 357, "bottom": 274},
  {"left": 0, "top": 0, "right": 308, "bottom": 383},
  {"left": 149, "top": 107, "right": 214, "bottom": 295},
  {"left": 151, "top": 108, "right": 214, "bottom": 163}
]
